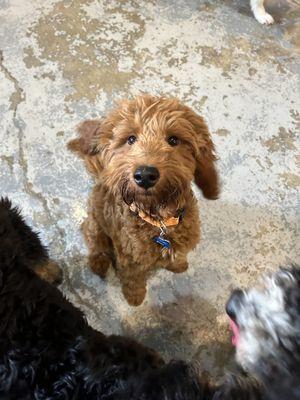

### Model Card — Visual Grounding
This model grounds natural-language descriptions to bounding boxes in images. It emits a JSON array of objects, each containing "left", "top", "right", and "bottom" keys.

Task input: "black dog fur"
[
  {"left": 0, "top": 198, "right": 216, "bottom": 400},
  {"left": 3, "top": 198, "right": 295, "bottom": 400}
]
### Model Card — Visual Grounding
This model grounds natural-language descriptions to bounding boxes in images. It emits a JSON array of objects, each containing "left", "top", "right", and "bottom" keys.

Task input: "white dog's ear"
[{"left": 68, "top": 119, "right": 104, "bottom": 157}]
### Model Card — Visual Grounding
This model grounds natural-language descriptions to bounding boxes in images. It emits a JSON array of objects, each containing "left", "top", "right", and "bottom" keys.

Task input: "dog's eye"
[
  {"left": 127, "top": 135, "right": 137, "bottom": 145},
  {"left": 167, "top": 136, "right": 180, "bottom": 146}
]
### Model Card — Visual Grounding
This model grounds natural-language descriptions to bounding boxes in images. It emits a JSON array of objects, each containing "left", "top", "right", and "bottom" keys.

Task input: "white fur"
[
  {"left": 236, "top": 270, "right": 297, "bottom": 373},
  {"left": 250, "top": 0, "right": 274, "bottom": 24}
]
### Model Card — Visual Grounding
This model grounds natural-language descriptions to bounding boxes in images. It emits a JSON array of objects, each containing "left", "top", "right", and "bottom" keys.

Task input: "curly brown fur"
[
  {"left": 0, "top": 197, "right": 220, "bottom": 400},
  {"left": 68, "top": 95, "right": 219, "bottom": 306}
]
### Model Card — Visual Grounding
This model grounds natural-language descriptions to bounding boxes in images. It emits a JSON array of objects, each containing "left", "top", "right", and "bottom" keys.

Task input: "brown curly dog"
[{"left": 68, "top": 95, "right": 219, "bottom": 306}]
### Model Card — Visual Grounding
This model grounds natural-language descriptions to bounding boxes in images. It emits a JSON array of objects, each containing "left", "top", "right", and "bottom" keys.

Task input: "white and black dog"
[
  {"left": 250, "top": 0, "right": 274, "bottom": 24},
  {"left": 226, "top": 265, "right": 300, "bottom": 399}
]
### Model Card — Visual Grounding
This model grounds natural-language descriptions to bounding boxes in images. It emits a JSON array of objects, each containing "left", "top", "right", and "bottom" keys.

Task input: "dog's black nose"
[
  {"left": 226, "top": 289, "right": 244, "bottom": 321},
  {"left": 134, "top": 166, "right": 160, "bottom": 189}
]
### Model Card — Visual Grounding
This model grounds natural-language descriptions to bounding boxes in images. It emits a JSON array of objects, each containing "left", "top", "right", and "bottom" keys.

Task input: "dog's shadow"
[
  {"left": 61, "top": 263, "right": 234, "bottom": 378},
  {"left": 122, "top": 295, "right": 234, "bottom": 379}
]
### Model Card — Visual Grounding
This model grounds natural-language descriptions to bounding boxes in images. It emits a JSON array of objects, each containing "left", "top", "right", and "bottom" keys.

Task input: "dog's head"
[
  {"left": 68, "top": 95, "right": 219, "bottom": 215},
  {"left": 226, "top": 265, "right": 300, "bottom": 396}
]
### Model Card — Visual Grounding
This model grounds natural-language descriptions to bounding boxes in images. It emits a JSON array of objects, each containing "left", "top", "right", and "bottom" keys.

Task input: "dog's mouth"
[
  {"left": 120, "top": 179, "right": 183, "bottom": 213},
  {"left": 121, "top": 181, "right": 155, "bottom": 204},
  {"left": 226, "top": 289, "right": 244, "bottom": 347},
  {"left": 134, "top": 187, "right": 155, "bottom": 197},
  {"left": 229, "top": 318, "right": 240, "bottom": 347}
]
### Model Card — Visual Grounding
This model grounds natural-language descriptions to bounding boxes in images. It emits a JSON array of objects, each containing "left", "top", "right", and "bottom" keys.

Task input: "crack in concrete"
[
  {"left": 1, "top": 155, "right": 14, "bottom": 174},
  {"left": 15, "top": 117, "right": 66, "bottom": 243},
  {"left": 0, "top": 50, "right": 66, "bottom": 244},
  {"left": 0, "top": 50, "right": 25, "bottom": 117}
]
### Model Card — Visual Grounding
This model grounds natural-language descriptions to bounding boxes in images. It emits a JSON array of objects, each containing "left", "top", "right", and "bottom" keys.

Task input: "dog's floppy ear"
[
  {"left": 67, "top": 118, "right": 104, "bottom": 157},
  {"left": 187, "top": 110, "right": 220, "bottom": 200}
]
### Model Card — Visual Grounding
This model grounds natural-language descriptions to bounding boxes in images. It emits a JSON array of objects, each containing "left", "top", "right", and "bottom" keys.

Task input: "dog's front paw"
[
  {"left": 165, "top": 261, "right": 188, "bottom": 274},
  {"left": 254, "top": 11, "right": 274, "bottom": 24},
  {"left": 89, "top": 254, "right": 112, "bottom": 279},
  {"left": 122, "top": 285, "right": 146, "bottom": 306}
]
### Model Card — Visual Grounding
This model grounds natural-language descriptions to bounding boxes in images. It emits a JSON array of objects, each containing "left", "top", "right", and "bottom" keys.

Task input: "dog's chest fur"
[{"left": 90, "top": 184, "right": 200, "bottom": 268}]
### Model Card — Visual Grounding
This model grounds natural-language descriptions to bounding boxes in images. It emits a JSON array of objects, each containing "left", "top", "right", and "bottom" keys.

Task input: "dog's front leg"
[
  {"left": 250, "top": 0, "right": 274, "bottom": 24},
  {"left": 165, "top": 256, "right": 188, "bottom": 274},
  {"left": 118, "top": 266, "right": 147, "bottom": 306},
  {"left": 82, "top": 213, "right": 113, "bottom": 279}
]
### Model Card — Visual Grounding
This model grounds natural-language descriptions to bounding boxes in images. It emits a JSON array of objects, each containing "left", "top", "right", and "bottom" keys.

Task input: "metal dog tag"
[{"left": 153, "top": 235, "right": 171, "bottom": 249}]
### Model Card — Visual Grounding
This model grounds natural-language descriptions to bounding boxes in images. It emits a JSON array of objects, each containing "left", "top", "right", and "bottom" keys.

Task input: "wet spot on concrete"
[
  {"left": 279, "top": 172, "right": 300, "bottom": 188},
  {"left": 216, "top": 128, "right": 230, "bottom": 137},
  {"left": 199, "top": 95, "right": 208, "bottom": 110},
  {"left": 248, "top": 67, "right": 257, "bottom": 76},
  {"left": 23, "top": 46, "right": 44, "bottom": 68},
  {"left": 1, "top": 155, "right": 14, "bottom": 174},
  {"left": 25, "top": 0, "right": 146, "bottom": 102},
  {"left": 263, "top": 127, "right": 297, "bottom": 152},
  {"left": 41, "top": 72, "right": 56, "bottom": 81}
]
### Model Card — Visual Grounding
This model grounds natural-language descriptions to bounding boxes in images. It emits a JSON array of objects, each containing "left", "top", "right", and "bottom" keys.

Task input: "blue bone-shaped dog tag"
[{"left": 153, "top": 236, "right": 171, "bottom": 249}]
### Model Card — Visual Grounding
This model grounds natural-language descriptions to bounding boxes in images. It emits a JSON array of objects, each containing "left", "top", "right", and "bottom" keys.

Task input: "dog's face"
[
  {"left": 226, "top": 266, "right": 300, "bottom": 384},
  {"left": 68, "top": 95, "right": 219, "bottom": 215}
]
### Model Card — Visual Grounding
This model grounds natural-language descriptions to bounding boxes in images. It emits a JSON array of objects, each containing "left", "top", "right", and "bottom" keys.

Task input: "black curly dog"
[
  {"left": 0, "top": 198, "right": 217, "bottom": 400},
  {"left": 4, "top": 198, "right": 292, "bottom": 400}
]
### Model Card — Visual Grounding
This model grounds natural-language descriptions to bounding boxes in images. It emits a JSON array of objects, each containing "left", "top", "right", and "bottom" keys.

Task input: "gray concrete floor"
[{"left": 0, "top": 0, "right": 299, "bottom": 378}]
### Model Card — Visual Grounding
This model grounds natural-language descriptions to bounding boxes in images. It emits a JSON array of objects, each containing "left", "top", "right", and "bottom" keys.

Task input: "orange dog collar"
[{"left": 129, "top": 204, "right": 181, "bottom": 228}]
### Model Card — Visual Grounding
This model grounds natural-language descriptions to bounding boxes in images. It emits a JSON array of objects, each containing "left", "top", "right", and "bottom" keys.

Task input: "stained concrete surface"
[{"left": 0, "top": 0, "right": 299, "bottom": 379}]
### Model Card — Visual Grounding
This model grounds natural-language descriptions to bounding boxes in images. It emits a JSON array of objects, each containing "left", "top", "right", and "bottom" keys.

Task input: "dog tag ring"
[{"left": 152, "top": 225, "right": 171, "bottom": 249}]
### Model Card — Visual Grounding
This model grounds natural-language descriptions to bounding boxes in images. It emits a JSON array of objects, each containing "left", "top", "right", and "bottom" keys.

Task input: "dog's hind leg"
[
  {"left": 82, "top": 214, "right": 113, "bottom": 279},
  {"left": 250, "top": 0, "right": 274, "bottom": 24}
]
